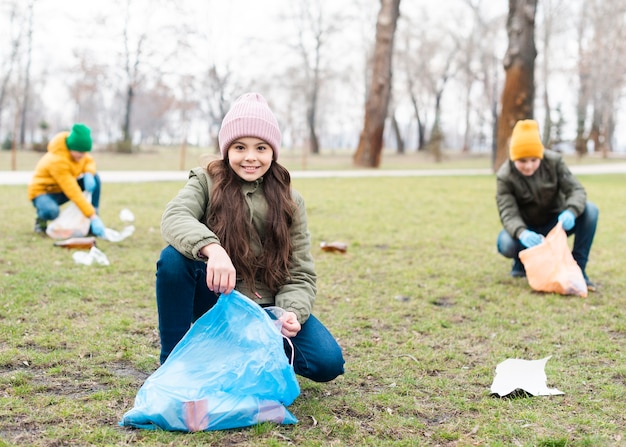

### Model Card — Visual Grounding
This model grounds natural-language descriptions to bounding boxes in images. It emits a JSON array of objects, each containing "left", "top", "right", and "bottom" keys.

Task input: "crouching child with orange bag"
[{"left": 495, "top": 119, "right": 599, "bottom": 291}]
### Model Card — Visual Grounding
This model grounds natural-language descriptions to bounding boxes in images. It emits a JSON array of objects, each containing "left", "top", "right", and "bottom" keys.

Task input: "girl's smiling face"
[
  {"left": 227, "top": 137, "right": 274, "bottom": 181},
  {"left": 514, "top": 157, "right": 541, "bottom": 176}
]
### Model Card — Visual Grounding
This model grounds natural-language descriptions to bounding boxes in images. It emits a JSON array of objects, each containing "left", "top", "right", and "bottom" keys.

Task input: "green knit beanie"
[{"left": 66, "top": 124, "right": 92, "bottom": 152}]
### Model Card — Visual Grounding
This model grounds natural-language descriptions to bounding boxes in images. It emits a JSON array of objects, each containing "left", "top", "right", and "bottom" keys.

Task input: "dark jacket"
[{"left": 496, "top": 150, "right": 586, "bottom": 239}]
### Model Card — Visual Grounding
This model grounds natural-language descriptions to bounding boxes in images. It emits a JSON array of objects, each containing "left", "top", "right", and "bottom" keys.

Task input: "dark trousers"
[{"left": 155, "top": 245, "right": 345, "bottom": 382}]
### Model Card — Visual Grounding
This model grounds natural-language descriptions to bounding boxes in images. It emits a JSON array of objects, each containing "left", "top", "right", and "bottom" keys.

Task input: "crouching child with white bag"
[{"left": 27, "top": 123, "right": 106, "bottom": 238}]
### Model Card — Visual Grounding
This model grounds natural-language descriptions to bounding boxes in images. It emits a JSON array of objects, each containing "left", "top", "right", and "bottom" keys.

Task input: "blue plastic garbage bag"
[{"left": 119, "top": 290, "right": 300, "bottom": 431}]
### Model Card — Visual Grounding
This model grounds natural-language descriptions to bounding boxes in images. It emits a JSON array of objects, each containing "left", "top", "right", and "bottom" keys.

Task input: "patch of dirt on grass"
[
  {"left": 0, "top": 362, "right": 150, "bottom": 446},
  {"left": 110, "top": 365, "right": 150, "bottom": 382},
  {"left": 0, "top": 424, "right": 46, "bottom": 447}
]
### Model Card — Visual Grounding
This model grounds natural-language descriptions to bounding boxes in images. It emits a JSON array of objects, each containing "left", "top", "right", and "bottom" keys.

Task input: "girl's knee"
[
  {"left": 314, "top": 356, "right": 345, "bottom": 382},
  {"left": 304, "top": 345, "right": 345, "bottom": 383}
]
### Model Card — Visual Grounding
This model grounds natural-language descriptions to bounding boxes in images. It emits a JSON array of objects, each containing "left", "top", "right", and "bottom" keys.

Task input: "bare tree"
[
  {"left": 406, "top": 21, "right": 458, "bottom": 161},
  {"left": 133, "top": 79, "right": 176, "bottom": 145},
  {"left": 537, "top": 0, "right": 571, "bottom": 148},
  {"left": 574, "top": 2, "right": 591, "bottom": 157},
  {"left": 68, "top": 52, "right": 107, "bottom": 125},
  {"left": 425, "top": 47, "right": 457, "bottom": 162},
  {"left": 395, "top": 20, "right": 427, "bottom": 151},
  {"left": 288, "top": 1, "right": 344, "bottom": 155},
  {"left": 295, "top": 1, "right": 323, "bottom": 155},
  {"left": 0, "top": 1, "right": 24, "bottom": 137},
  {"left": 119, "top": 0, "right": 147, "bottom": 151},
  {"left": 353, "top": 0, "right": 401, "bottom": 168},
  {"left": 586, "top": 0, "right": 626, "bottom": 156},
  {"left": 18, "top": 0, "right": 35, "bottom": 147},
  {"left": 494, "top": 0, "right": 538, "bottom": 172},
  {"left": 199, "top": 65, "right": 234, "bottom": 153},
  {"left": 456, "top": 0, "right": 505, "bottom": 154}
]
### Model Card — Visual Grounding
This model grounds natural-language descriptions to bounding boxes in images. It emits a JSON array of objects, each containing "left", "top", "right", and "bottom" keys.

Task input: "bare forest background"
[{"left": 1, "top": 0, "right": 625, "bottom": 171}]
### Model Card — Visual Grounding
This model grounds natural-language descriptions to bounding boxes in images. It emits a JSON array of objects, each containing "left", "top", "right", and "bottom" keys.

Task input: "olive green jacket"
[
  {"left": 496, "top": 150, "right": 587, "bottom": 239},
  {"left": 161, "top": 167, "right": 316, "bottom": 323}
]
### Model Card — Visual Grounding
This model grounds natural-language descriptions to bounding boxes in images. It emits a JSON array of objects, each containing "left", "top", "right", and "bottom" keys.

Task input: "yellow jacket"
[{"left": 27, "top": 131, "right": 97, "bottom": 217}]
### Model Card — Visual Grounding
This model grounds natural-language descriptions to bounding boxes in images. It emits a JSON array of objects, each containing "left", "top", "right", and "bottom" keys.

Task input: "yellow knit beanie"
[{"left": 509, "top": 119, "right": 544, "bottom": 161}]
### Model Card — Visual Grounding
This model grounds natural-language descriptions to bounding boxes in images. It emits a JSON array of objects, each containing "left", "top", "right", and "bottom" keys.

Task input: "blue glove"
[
  {"left": 558, "top": 210, "right": 576, "bottom": 231},
  {"left": 90, "top": 216, "right": 106, "bottom": 238},
  {"left": 520, "top": 230, "right": 543, "bottom": 248},
  {"left": 83, "top": 173, "right": 96, "bottom": 193}
]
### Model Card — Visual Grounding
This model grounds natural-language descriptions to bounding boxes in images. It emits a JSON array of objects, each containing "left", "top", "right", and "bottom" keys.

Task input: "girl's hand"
[
  {"left": 201, "top": 244, "right": 236, "bottom": 294},
  {"left": 278, "top": 312, "right": 301, "bottom": 338}
]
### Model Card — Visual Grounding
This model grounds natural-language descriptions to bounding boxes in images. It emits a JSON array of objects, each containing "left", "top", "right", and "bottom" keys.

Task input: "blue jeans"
[
  {"left": 497, "top": 201, "right": 599, "bottom": 278},
  {"left": 155, "top": 245, "right": 345, "bottom": 382},
  {"left": 31, "top": 173, "right": 101, "bottom": 220}
]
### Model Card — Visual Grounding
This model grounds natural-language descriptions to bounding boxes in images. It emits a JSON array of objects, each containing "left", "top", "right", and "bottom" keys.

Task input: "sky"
[{"left": 3, "top": 0, "right": 625, "bottom": 151}]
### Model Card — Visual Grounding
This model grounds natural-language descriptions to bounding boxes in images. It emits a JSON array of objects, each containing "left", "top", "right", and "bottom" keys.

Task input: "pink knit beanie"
[{"left": 218, "top": 93, "right": 281, "bottom": 160}]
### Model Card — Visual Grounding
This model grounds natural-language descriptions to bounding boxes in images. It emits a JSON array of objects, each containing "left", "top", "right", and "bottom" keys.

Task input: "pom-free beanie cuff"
[
  {"left": 66, "top": 124, "right": 92, "bottom": 152},
  {"left": 509, "top": 119, "right": 544, "bottom": 161}
]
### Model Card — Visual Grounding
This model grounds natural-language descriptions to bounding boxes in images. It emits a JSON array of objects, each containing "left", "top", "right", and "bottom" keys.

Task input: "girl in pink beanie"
[{"left": 156, "top": 93, "right": 344, "bottom": 383}]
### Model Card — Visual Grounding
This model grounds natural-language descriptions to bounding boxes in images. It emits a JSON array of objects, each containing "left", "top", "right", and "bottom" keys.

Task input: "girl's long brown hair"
[{"left": 206, "top": 158, "right": 295, "bottom": 293}]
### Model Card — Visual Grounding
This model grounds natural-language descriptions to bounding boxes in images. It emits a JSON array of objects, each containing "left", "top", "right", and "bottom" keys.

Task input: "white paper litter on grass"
[
  {"left": 490, "top": 356, "right": 564, "bottom": 397},
  {"left": 102, "top": 208, "right": 135, "bottom": 242},
  {"left": 104, "top": 225, "right": 135, "bottom": 242},
  {"left": 73, "top": 246, "right": 110, "bottom": 266}
]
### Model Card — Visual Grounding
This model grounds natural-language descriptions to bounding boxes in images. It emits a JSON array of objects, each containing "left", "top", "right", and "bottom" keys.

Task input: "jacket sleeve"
[
  {"left": 556, "top": 158, "right": 587, "bottom": 216},
  {"left": 496, "top": 165, "right": 527, "bottom": 239},
  {"left": 161, "top": 168, "right": 221, "bottom": 260},
  {"left": 274, "top": 191, "right": 316, "bottom": 324},
  {"left": 49, "top": 157, "right": 96, "bottom": 218}
]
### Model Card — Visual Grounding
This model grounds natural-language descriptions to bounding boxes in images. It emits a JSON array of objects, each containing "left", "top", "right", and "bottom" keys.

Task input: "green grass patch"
[{"left": 1, "top": 170, "right": 625, "bottom": 446}]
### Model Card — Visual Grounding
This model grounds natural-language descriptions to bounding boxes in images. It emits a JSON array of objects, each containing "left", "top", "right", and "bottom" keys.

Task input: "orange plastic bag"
[{"left": 518, "top": 222, "right": 587, "bottom": 297}]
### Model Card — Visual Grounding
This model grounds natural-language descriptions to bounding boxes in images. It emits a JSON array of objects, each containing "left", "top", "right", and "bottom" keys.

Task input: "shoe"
[
  {"left": 585, "top": 279, "right": 597, "bottom": 292},
  {"left": 34, "top": 218, "right": 47, "bottom": 233},
  {"left": 510, "top": 259, "right": 526, "bottom": 278}
]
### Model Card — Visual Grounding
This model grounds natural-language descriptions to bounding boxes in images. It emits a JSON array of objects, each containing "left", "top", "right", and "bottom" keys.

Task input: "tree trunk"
[
  {"left": 408, "top": 92, "right": 425, "bottom": 151},
  {"left": 428, "top": 91, "right": 444, "bottom": 162},
  {"left": 307, "top": 103, "right": 320, "bottom": 155},
  {"left": 123, "top": 84, "right": 134, "bottom": 142},
  {"left": 462, "top": 79, "right": 472, "bottom": 153},
  {"left": 353, "top": 0, "right": 401, "bottom": 168},
  {"left": 494, "top": 0, "right": 537, "bottom": 172},
  {"left": 390, "top": 110, "right": 404, "bottom": 154},
  {"left": 574, "top": 4, "right": 590, "bottom": 158}
]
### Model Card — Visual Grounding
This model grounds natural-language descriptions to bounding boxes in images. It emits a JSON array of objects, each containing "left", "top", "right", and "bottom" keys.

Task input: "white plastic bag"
[
  {"left": 46, "top": 192, "right": 92, "bottom": 240},
  {"left": 72, "top": 246, "right": 110, "bottom": 266}
]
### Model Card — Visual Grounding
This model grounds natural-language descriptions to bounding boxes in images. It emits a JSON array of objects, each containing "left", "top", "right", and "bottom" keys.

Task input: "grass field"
[{"left": 1, "top": 150, "right": 625, "bottom": 446}]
